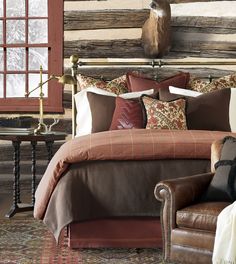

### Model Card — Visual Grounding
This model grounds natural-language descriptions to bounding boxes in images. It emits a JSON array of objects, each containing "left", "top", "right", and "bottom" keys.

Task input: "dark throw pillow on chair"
[{"left": 203, "top": 136, "right": 236, "bottom": 202}]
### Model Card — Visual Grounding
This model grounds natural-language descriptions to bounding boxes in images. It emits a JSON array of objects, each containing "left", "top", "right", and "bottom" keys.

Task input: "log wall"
[
  {"left": 2, "top": 0, "right": 236, "bottom": 130},
  {"left": 1, "top": 1, "right": 236, "bottom": 176}
]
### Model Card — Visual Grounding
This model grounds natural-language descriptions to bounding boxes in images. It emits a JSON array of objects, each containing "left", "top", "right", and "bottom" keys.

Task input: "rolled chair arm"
[
  {"left": 155, "top": 172, "right": 214, "bottom": 212},
  {"left": 154, "top": 172, "right": 214, "bottom": 260}
]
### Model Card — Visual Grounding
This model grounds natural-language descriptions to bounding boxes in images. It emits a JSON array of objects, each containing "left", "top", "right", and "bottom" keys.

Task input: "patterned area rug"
[{"left": 0, "top": 219, "right": 174, "bottom": 264}]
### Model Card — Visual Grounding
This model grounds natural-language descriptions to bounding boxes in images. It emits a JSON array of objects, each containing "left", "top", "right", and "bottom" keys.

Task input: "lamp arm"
[{"left": 25, "top": 76, "right": 56, "bottom": 96}]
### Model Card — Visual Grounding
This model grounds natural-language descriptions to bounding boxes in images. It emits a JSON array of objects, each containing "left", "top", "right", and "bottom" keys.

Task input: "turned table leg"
[
  {"left": 31, "top": 141, "right": 37, "bottom": 206},
  {"left": 5, "top": 140, "right": 21, "bottom": 218}
]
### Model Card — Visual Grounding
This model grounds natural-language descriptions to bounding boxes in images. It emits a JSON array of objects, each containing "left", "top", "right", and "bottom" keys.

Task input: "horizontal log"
[
  {"left": 0, "top": 141, "right": 64, "bottom": 162},
  {"left": 64, "top": 66, "right": 235, "bottom": 81},
  {"left": 0, "top": 161, "right": 47, "bottom": 177},
  {"left": 64, "top": 38, "right": 236, "bottom": 59},
  {"left": 64, "top": 0, "right": 109, "bottom": 1},
  {"left": 64, "top": 39, "right": 145, "bottom": 58},
  {"left": 64, "top": 10, "right": 149, "bottom": 30},
  {"left": 0, "top": 178, "right": 42, "bottom": 193},
  {"left": 172, "top": 16, "right": 236, "bottom": 34},
  {"left": 169, "top": 0, "right": 226, "bottom": 2},
  {"left": 64, "top": 11, "right": 236, "bottom": 34}
]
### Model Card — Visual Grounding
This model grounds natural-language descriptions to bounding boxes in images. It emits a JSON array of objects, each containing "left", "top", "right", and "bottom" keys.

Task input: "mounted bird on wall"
[{"left": 141, "top": 0, "right": 171, "bottom": 58}]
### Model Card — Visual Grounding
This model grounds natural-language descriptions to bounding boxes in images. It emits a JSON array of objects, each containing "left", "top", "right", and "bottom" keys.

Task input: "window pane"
[
  {"left": 7, "top": 48, "right": 26, "bottom": 71},
  {"left": 6, "top": 74, "right": 25, "bottom": 97},
  {"left": 28, "top": 19, "right": 48, "bottom": 44},
  {"left": 0, "top": 0, "right": 3, "bottom": 17},
  {"left": 6, "top": 20, "right": 25, "bottom": 44},
  {"left": 0, "top": 74, "right": 3, "bottom": 97},
  {"left": 6, "top": 0, "right": 25, "bottom": 17},
  {"left": 0, "top": 20, "right": 2, "bottom": 43},
  {"left": 29, "top": 0, "right": 47, "bottom": 17},
  {"left": 28, "top": 73, "right": 48, "bottom": 97},
  {"left": 0, "top": 48, "right": 3, "bottom": 71},
  {"left": 29, "top": 48, "right": 48, "bottom": 71}
]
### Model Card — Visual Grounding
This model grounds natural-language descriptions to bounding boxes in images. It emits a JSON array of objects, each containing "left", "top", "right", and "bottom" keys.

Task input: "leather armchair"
[{"left": 154, "top": 140, "right": 230, "bottom": 264}]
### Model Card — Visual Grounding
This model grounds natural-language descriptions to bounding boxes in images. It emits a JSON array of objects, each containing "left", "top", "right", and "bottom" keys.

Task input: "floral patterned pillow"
[
  {"left": 142, "top": 96, "right": 187, "bottom": 130},
  {"left": 189, "top": 73, "right": 236, "bottom": 93},
  {"left": 77, "top": 74, "right": 128, "bottom": 95}
]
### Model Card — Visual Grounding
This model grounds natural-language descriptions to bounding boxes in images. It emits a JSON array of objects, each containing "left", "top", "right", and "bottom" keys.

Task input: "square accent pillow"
[
  {"left": 189, "top": 73, "right": 236, "bottom": 93},
  {"left": 142, "top": 96, "right": 187, "bottom": 130},
  {"left": 74, "top": 87, "right": 117, "bottom": 137},
  {"left": 109, "top": 97, "right": 144, "bottom": 130},
  {"left": 126, "top": 71, "right": 190, "bottom": 92},
  {"left": 203, "top": 136, "right": 236, "bottom": 202},
  {"left": 77, "top": 74, "right": 128, "bottom": 95},
  {"left": 87, "top": 92, "right": 116, "bottom": 133},
  {"left": 187, "top": 88, "right": 236, "bottom": 132}
]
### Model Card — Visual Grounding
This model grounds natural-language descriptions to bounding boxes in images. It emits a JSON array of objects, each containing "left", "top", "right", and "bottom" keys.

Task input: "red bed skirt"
[{"left": 68, "top": 217, "right": 162, "bottom": 249}]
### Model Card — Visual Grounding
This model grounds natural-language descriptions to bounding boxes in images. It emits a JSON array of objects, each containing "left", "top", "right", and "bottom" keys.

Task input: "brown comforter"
[{"left": 34, "top": 129, "right": 235, "bottom": 220}]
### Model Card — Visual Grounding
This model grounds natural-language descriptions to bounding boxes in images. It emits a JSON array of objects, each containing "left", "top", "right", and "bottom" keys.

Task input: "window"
[{"left": 0, "top": 0, "right": 63, "bottom": 112}]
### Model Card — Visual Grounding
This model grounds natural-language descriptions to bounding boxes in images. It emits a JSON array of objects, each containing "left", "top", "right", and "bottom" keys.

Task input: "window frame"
[{"left": 0, "top": 0, "right": 63, "bottom": 113}]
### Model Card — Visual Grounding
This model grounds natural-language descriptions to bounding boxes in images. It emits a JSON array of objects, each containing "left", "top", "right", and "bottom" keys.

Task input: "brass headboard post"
[{"left": 70, "top": 54, "right": 79, "bottom": 138}]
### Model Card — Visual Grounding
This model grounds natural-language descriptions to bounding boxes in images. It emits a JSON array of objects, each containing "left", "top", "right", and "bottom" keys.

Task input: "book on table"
[{"left": 0, "top": 127, "right": 34, "bottom": 135}]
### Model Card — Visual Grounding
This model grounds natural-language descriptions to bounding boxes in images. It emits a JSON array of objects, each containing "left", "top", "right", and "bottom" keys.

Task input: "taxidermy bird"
[{"left": 141, "top": 0, "right": 171, "bottom": 58}]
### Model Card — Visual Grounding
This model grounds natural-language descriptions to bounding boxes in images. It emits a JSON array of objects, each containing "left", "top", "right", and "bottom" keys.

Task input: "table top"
[{"left": 0, "top": 132, "right": 67, "bottom": 142}]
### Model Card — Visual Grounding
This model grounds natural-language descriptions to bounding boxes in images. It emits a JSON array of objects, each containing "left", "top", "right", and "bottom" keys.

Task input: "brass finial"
[{"left": 70, "top": 54, "right": 79, "bottom": 64}]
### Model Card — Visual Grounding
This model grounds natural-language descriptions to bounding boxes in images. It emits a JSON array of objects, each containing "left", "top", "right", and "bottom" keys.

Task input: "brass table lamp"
[{"left": 25, "top": 66, "right": 75, "bottom": 135}]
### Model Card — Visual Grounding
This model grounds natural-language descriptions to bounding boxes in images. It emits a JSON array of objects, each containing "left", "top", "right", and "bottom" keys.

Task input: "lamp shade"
[{"left": 57, "top": 75, "right": 76, "bottom": 85}]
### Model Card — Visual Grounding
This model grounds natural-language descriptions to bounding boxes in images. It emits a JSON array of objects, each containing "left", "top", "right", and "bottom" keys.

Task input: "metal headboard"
[{"left": 69, "top": 54, "right": 236, "bottom": 137}]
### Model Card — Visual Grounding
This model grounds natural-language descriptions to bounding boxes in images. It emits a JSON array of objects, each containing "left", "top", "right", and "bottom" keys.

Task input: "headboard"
[{"left": 68, "top": 55, "right": 236, "bottom": 137}]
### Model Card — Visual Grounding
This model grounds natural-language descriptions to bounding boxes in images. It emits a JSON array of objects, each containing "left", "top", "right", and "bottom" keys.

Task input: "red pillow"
[
  {"left": 109, "top": 97, "right": 144, "bottom": 130},
  {"left": 126, "top": 72, "right": 190, "bottom": 92}
]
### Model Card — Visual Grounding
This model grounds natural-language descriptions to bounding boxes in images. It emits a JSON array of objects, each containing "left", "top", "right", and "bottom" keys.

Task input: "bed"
[{"left": 34, "top": 56, "right": 236, "bottom": 248}]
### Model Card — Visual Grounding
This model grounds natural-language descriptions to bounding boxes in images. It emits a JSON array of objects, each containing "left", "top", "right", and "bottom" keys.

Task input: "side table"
[{"left": 0, "top": 132, "right": 67, "bottom": 218}]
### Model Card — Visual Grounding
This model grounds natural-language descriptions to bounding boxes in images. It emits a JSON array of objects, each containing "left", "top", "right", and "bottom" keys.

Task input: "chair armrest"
[
  {"left": 155, "top": 172, "right": 214, "bottom": 212},
  {"left": 154, "top": 172, "right": 214, "bottom": 260}
]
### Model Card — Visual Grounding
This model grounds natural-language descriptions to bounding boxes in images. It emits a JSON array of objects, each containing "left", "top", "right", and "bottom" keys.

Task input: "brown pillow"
[
  {"left": 110, "top": 97, "right": 144, "bottom": 130},
  {"left": 87, "top": 92, "right": 116, "bottom": 133},
  {"left": 186, "top": 88, "right": 231, "bottom": 131},
  {"left": 126, "top": 72, "right": 190, "bottom": 92},
  {"left": 158, "top": 87, "right": 185, "bottom": 101},
  {"left": 141, "top": 95, "right": 187, "bottom": 130}
]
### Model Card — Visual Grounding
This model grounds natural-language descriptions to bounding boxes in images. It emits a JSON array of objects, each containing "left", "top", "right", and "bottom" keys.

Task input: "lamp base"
[
  {"left": 34, "top": 123, "right": 45, "bottom": 135},
  {"left": 34, "top": 118, "right": 59, "bottom": 135}
]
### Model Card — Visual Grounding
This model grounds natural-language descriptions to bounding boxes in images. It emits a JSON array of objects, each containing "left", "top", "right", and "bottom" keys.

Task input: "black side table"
[{"left": 0, "top": 133, "right": 67, "bottom": 218}]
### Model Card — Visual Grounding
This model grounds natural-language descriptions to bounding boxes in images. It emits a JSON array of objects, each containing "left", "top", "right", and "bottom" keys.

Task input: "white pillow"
[
  {"left": 74, "top": 87, "right": 154, "bottom": 137},
  {"left": 169, "top": 86, "right": 202, "bottom": 97}
]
